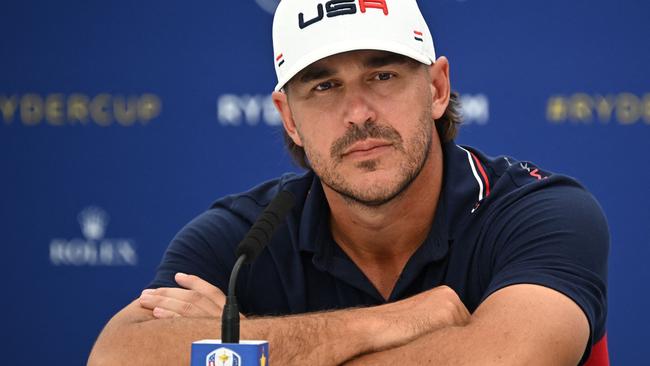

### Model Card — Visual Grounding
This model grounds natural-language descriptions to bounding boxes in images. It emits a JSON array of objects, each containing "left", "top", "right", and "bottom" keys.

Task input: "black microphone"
[{"left": 221, "top": 190, "right": 296, "bottom": 343}]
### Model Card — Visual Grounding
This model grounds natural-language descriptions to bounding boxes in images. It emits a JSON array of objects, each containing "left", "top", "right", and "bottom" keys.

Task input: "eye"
[
  {"left": 375, "top": 72, "right": 395, "bottom": 81},
  {"left": 314, "top": 81, "right": 335, "bottom": 91}
]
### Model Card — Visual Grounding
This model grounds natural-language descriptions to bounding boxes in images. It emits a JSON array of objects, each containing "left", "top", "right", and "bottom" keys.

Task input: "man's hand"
[
  {"left": 367, "top": 285, "right": 471, "bottom": 350},
  {"left": 92, "top": 278, "right": 469, "bottom": 366},
  {"left": 138, "top": 274, "right": 470, "bottom": 355},
  {"left": 139, "top": 274, "right": 468, "bottom": 348},
  {"left": 138, "top": 273, "right": 229, "bottom": 319}
]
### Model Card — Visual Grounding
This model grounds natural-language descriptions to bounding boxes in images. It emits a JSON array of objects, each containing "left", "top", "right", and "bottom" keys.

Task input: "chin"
[
  {"left": 341, "top": 175, "right": 409, "bottom": 206},
  {"left": 317, "top": 154, "right": 424, "bottom": 207}
]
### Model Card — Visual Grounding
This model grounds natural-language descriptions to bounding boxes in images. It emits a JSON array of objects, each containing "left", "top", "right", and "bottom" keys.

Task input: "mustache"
[{"left": 330, "top": 121, "right": 403, "bottom": 160}]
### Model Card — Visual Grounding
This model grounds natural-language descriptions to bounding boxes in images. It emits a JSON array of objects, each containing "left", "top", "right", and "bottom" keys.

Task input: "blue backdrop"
[{"left": 1, "top": 0, "right": 648, "bottom": 364}]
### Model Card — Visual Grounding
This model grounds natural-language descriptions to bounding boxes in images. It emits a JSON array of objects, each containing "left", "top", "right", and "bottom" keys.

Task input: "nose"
[{"left": 341, "top": 84, "right": 377, "bottom": 127}]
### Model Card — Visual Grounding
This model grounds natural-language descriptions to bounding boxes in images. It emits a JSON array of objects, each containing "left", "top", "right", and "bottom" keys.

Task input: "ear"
[
  {"left": 428, "top": 56, "right": 451, "bottom": 120},
  {"left": 272, "top": 91, "right": 303, "bottom": 147}
]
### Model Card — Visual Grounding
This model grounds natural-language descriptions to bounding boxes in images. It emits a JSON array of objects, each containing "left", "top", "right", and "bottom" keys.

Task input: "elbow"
[
  {"left": 87, "top": 334, "right": 117, "bottom": 366},
  {"left": 87, "top": 322, "right": 135, "bottom": 366},
  {"left": 87, "top": 346, "right": 109, "bottom": 366}
]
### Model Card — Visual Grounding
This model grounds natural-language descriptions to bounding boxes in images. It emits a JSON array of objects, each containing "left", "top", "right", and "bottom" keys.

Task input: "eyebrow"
[
  {"left": 296, "top": 53, "right": 414, "bottom": 85},
  {"left": 298, "top": 66, "right": 335, "bottom": 84},
  {"left": 363, "top": 53, "right": 411, "bottom": 68}
]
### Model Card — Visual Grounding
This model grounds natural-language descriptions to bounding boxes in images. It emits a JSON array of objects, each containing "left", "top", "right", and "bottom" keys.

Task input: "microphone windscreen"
[{"left": 235, "top": 190, "right": 296, "bottom": 263}]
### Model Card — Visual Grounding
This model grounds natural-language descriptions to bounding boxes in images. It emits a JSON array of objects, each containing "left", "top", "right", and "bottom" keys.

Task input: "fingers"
[
  {"left": 138, "top": 288, "right": 219, "bottom": 318},
  {"left": 152, "top": 306, "right": 180, "bottom": 319},
  {"left": 138, "top": 273, "right": 231, "bottom": 320},
  {"left": 174, "top": 272, "right": 226, "bottom": 309}
]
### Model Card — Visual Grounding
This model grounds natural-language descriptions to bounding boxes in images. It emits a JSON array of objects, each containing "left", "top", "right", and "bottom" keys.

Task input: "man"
[{"left": 89, "top": 0, "right": 609, "bottom": 365}]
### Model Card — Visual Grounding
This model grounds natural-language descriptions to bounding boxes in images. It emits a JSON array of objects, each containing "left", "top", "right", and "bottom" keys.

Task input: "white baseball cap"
[{"left": 272, "top": 0, "right": 436, "bottom": 92}]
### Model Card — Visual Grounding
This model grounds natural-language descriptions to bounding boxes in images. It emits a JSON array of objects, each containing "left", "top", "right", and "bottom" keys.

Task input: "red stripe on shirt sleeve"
[
  {"left": 470, "top": 152, "right": 491, "bottom": 197},
  {"left": 584, "top": 334, "right": 609, "bottom": 366}
]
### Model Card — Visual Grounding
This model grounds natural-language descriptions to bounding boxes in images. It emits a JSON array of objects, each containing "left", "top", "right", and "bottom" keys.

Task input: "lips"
[{"left": 342, "top": 139, "right": 392, "bottom": 157}]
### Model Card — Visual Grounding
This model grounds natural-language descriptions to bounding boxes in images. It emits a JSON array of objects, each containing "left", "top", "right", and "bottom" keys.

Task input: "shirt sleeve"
[
  {"left": 147, "top": 208, "right": 249, "bottom": 292},
  {"left": 481, "top": 183, "right": 609, "bottom": 364}
]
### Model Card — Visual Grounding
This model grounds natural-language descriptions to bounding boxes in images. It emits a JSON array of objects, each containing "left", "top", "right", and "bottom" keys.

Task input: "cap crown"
[{"left": 272, "top": 0, "right": 436, "bottom": 91}]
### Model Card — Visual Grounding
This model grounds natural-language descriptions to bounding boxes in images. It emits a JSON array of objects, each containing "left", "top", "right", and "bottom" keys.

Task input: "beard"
[{"left": 303, "top": 107, "right": 435, "bottom": 207}]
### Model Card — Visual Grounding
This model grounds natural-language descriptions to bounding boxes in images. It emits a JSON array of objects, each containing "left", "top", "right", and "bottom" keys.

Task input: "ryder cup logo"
[
  {"left": 255, "top": 0, "right": 280, "bottom": 14},
  {"left": 207, "top": 348, "right": 241, "bottom": 366},
  {"left": 49, "top": 206, "right": 138, "bottom": 266}
]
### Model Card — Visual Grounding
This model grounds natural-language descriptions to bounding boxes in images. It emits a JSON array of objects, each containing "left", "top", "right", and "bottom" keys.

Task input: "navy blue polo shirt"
[{"left": 150, "top": 141, "right": 608, "bottom": 363}]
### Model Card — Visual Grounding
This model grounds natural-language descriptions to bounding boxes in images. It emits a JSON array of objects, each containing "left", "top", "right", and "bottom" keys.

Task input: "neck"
[
  {"left": 328, "top": 162, "right": 441, "bottom": 259},
  {"left": 322, "top": 144, "right": 443, "bottom": 298}
]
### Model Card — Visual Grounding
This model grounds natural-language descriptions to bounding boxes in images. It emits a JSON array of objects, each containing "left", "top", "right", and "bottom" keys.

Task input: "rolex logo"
[
  {"left": 50, "top": 206, "right": 137, "bottom": 266},
  {"left": 78, "top": 206, "right": 109, "bottom": 241}
]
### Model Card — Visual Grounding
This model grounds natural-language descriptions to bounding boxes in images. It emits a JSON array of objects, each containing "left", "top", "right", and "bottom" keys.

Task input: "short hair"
[{"left": 282, "top": 91, "right": 462, "bottom": 170}]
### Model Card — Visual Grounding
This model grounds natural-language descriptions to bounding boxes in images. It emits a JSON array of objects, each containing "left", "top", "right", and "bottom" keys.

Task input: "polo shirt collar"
[{"left": 296, "top": 141, "right": 477, "bottom": 300}]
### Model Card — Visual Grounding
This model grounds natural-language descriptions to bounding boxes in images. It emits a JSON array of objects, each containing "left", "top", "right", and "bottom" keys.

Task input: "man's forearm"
[
  {"left": 89, "top": 315, "right": 219, "bottom": 365},
  {"left": 345, "top": 321, "right": 555, "bottom": 366},
  {"left": 91, "top": 304, "right": 383, "bottom": 366},
  {"left": 344, "top": 324, "right": 465, "bottom": 366},
  {"left": 345, "top": 285, "right": 590, "bottom": 366},
  {"left": 242, "top": 310, "right": 379, "bottom": 365},
  {"left": 90, "top": 286, "right": 469, "bottom": 365}
]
